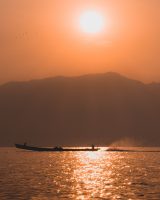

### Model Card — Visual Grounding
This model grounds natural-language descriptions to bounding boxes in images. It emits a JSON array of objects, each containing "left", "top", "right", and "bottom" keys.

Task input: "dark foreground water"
[{"left": 0, "top": 147, "right": 160, "bottom": 200}]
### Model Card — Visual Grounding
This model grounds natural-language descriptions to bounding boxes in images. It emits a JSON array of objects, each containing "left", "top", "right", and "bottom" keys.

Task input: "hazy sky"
[{"left": 0, "top": 0, "right": 160, "bottom": 84}]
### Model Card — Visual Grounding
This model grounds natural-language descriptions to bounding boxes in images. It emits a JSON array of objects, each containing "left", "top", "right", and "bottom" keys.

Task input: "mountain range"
[{"left": 1, "top": 72, "right": 160, "bottom": 146}]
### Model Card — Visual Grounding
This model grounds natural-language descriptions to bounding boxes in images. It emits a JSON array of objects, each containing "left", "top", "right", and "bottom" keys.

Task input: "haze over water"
[{"left": 1, "top": 148, "right": 160, "bottom": 199}]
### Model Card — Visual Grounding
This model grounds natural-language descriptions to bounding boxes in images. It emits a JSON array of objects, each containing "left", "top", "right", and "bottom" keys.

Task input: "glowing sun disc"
[{"left": 80, "top": 11, "right": 104, "bottom": 33}]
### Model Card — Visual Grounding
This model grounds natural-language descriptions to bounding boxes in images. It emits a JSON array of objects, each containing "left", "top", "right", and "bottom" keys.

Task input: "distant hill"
[{"left": 1, "top": 72, "right": 160, "bottom": 146}]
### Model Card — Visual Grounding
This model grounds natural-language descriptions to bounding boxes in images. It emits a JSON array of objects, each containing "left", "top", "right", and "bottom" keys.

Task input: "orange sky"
[{"left": 0, "top": 0, "right": 160, "bottom": 84}]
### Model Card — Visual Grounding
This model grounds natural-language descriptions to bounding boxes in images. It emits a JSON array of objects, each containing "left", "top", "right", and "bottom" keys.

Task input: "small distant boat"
[
  {"left": 106, "top": 147, "right": 160, "bottom": 152},
  {"left": 106, "top": 147, "right": 134, "bottom": 152},
  {"left": 15, "top": 143, "right": 99, "bottom": 152}
]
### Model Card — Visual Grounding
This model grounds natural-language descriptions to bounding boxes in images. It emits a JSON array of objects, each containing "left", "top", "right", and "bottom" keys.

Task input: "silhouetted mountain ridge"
[{"left": 0, "top": 72, "right": 160, "bottom": 146}]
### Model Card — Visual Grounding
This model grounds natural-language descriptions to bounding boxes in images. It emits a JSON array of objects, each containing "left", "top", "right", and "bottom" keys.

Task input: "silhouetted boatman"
[{"left": 91, "top": 144, "right": 95, "bottom": 150}]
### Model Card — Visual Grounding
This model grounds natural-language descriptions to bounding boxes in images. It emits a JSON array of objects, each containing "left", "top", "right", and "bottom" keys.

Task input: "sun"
[{"left": 80, "top": 11, "right": 104, "bottom": 34}]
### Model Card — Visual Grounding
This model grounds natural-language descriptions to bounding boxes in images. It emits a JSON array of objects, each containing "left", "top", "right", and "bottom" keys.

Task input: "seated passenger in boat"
[{"left": 54, "top": 146, "right": 63, "bottom": 150}]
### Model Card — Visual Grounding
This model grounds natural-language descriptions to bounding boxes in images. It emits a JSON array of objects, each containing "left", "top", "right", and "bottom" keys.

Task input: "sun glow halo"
[{"left": 80, "top": 11, "right": 104, "bottom": 34}]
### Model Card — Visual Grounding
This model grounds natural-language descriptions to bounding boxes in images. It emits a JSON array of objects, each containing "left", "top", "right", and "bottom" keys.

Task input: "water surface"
[{"left": 0, "top": 147, "right": 160, "bottom": 199}]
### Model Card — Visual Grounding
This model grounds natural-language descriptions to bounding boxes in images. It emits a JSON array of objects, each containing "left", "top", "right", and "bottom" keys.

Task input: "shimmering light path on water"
[{"left": 0, "top": 148, "right": 160, "bottom": 199}]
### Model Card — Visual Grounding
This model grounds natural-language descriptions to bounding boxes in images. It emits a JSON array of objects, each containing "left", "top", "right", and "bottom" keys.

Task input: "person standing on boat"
[{"left": 91, "top": 144, "right": 95, "bottom": 150}]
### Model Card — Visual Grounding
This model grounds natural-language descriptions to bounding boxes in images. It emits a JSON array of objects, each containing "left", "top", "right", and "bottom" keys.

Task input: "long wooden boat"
[
  {"left": 15, "top": 144, "right": 99, "bottom": 152},
  {"left": 106, "top": 147, "right": 134, "bottom": 152},
  {"left": 106, "top": 147, "right": 160, "bottom": 152}
]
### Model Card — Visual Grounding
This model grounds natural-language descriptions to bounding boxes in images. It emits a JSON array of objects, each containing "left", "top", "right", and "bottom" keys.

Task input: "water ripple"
[{"left": 0, "top": 148, "right": 160, "bottom": 199}]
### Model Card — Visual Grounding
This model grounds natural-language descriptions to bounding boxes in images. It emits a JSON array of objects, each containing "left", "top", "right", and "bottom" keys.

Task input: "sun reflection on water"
[
  {"left": 72, "top": 151, "right": 115, "bottom": 199},
  {"left": 79, "top": 151, "right": 105, "bottom": 161},
  {"left": 32, "top": 151, "right": 136, "bottom": 199}
]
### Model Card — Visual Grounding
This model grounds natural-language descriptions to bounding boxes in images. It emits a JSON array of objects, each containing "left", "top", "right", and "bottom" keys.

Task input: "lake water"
[{"left": 0, "top": 147, "right": 160, "bottom": 200}]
